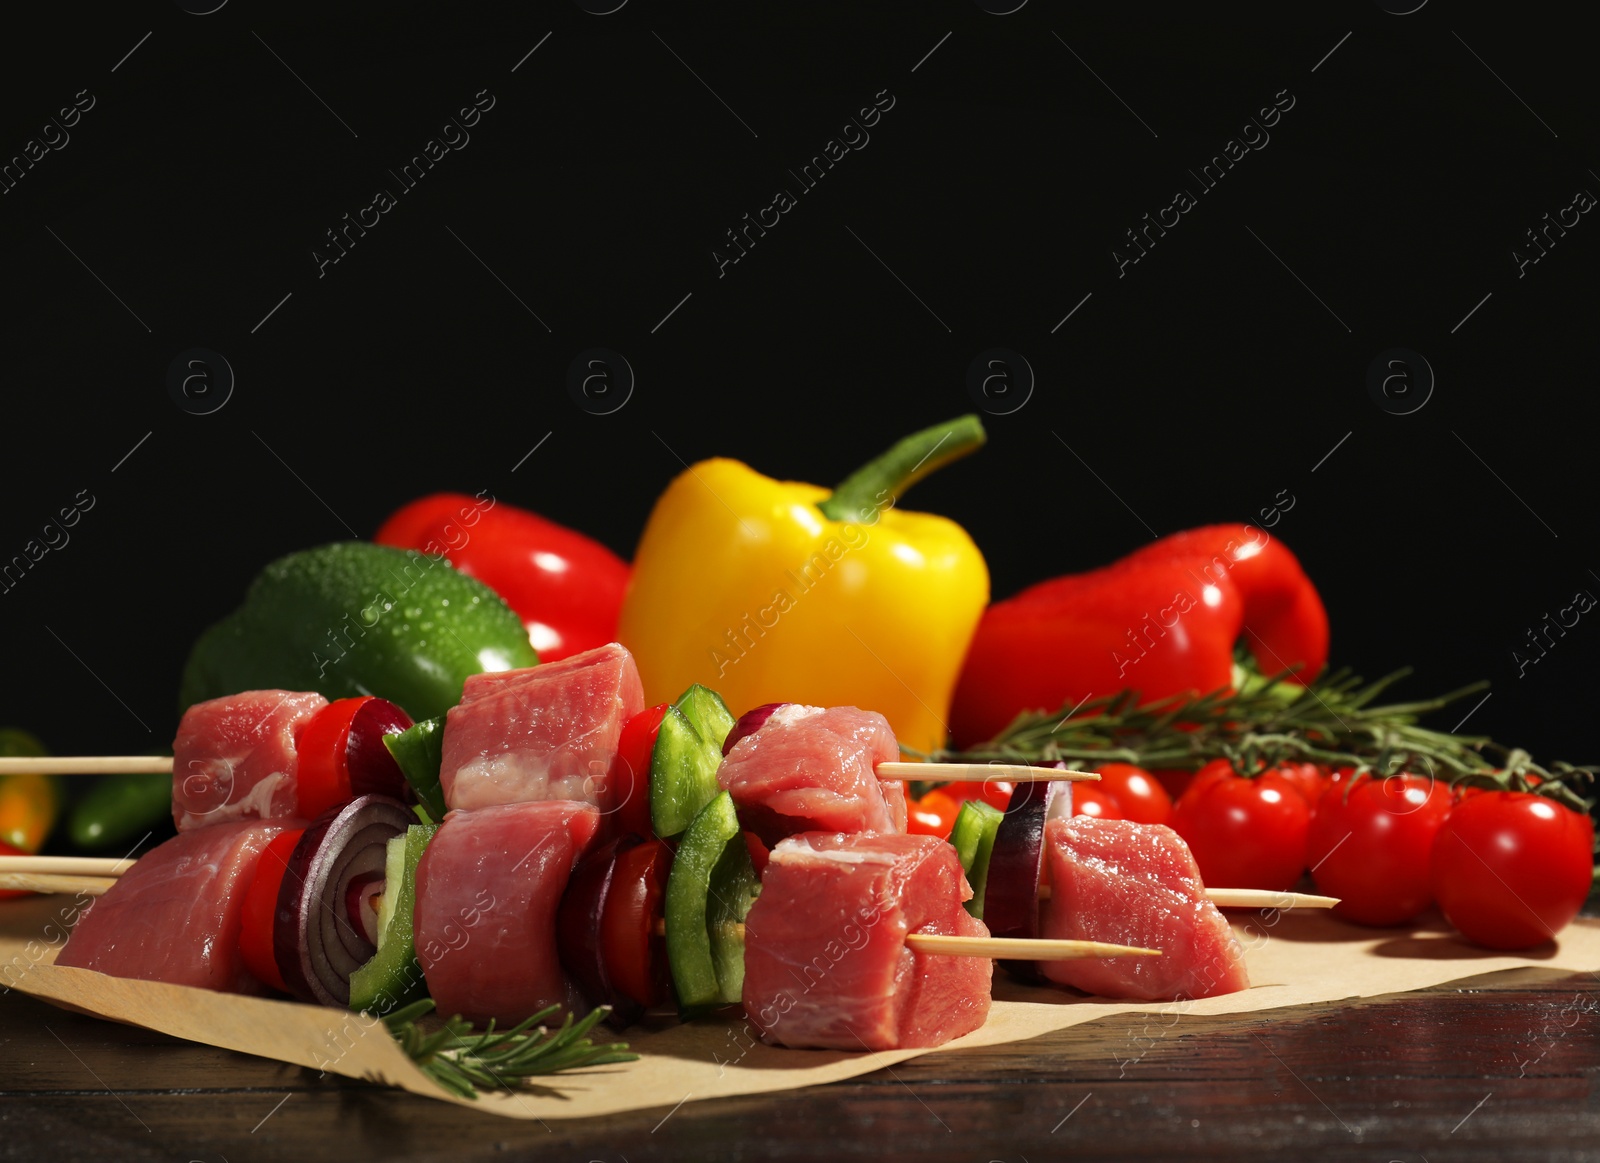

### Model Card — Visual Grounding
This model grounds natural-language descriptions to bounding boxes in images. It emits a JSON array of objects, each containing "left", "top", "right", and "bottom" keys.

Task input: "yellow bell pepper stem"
[
  {"left": 817, "top": 414, "right": 987, "bottom": 523},
  {"left": 618, "top": 416, "right": 991, "bottom": 756}
]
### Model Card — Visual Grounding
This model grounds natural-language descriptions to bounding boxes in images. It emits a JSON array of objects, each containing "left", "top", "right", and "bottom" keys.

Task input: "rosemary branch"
[
  {"left": 385, "top": 999, "right": 638, "bottom": 1099},
  {"left": 935, "top": 667, "right": 1598, "bottom": 813}
]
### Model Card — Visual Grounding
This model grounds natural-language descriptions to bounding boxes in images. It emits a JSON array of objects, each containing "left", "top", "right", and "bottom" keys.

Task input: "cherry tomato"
[
  {"left": 906, "top": 790, "right": 961, "bottom": 838},
  {"left": 1270, "top": 762, "right": 1326, "bottom": 810},
  {"left": 1094, "top": 763, "right": 1171, "bottom": 825},
  {"left": 742, "top": 831, "right": 770, "bottom": 877},
  {"left": 940, "top": 779, "right": 1017, "bottom": 811},
  {"left": 601, "top": 837, "right": 673, "bottom": 1008},
  {"left": 609, "top": 704, "right": 670, "bottom": 838},
  {"left": 1307, "top": 773, "right": 1451, "bottom": 925},
  {"left": 1171, "top": 769, "right": 1310, "bottom": 890},
  {"left": 1451, "top": 772, "right": 1541, "bottom": 803},
  {"left": 1430, "top": 792, "right": 1595, "bottom": 950},
  {"left": 1321, "top": 765, "right": 1356, "bottom": 800},
  {"left": 238, "top": 828, "right": 305, "bottom": 993},
  {"left": 1071, "top": 785, "right": 1124, "bottom": 820},
  {"left": 1151, "top": 768, "right": 1197, "bottom": 802}
]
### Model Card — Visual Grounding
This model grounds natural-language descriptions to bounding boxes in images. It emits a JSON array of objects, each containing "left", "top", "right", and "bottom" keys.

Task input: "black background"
[{"left": 2, "top": 2, "right": 1596, "bottom": 776}]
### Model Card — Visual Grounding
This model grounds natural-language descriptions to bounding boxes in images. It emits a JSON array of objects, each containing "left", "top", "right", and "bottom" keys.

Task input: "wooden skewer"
[
  {"left": 0, "top": 756, "right": 173, "bottom": 775},
  {"left": 7, "top": 874, "right": 1164, "bottom": 964},
  {"left": 0, "top": 873, "right": 117, "bottom": 895},
  {"left": 905, "top": 934, "right": 1159, "bottom": 959},
  {"left": 0, "top": 856, "right": 138, "bottom": 878},
  {"left": 0, "top": 851, "right": 1342, "bottom": 915},
  {"left": 1035, "top": 884, "right": 1338, "bottom": 910},
  {"left": 878, "top": 762, "right": 1099, "bottom": 784},
  {"left": 1204, "top": 888, "right": 1339, "bottom": 910},
  {"left": 1, "top": 757, "right": 1101, "bottom": 784},
  {"left": 646, "top": 918, "right": 1158, "bottom": 960}
]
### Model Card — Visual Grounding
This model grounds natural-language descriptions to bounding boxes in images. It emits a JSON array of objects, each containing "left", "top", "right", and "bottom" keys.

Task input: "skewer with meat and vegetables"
[{"left": 12, "top": 643, "right": 1321, "bottom": 1074}]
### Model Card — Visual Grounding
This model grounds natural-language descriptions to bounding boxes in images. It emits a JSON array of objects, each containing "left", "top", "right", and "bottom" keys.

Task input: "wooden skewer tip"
[
  {"left": 0, "top": 856, "right": 138, "bottom": 878},
  {"left": 878, "top": 762, "right": 1099, "bottom": 783},
  {"left": 0, "top": 873, "right": 116, "bottom": 896},
  {"left": 1034, "top": 885, "right": 1337, "bottom": 909},
  {"left": 0, "top": 756, "right": 173, "bottom": 775}
]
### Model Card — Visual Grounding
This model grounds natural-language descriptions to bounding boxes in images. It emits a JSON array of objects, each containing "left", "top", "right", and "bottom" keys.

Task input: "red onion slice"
[
  {"left": 722, "top": 703, "right": 789, "bottom": 756},
  {"left": 985, "top": 777, "right": 1069, "bottom": 980},
  {"left": 274, "top": 794, "right": 413, "bottom": 1006}
]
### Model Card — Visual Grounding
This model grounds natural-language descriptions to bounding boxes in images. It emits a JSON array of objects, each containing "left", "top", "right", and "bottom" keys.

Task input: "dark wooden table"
[{"left": 5, "top": 938, "right": 1598, "bottom": 1163}]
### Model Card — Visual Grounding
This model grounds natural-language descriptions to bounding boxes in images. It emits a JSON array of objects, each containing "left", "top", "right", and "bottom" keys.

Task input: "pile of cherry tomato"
[{"left": 908, "top": 759, "right": 1595, "bottom": 952}]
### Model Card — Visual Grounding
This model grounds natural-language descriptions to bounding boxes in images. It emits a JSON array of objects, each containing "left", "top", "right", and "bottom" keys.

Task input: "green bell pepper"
[{"left": 179, "top": 542, "right": 537, "bottom": 722}]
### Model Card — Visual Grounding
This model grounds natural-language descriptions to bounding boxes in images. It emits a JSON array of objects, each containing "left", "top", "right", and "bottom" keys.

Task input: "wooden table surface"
[{"left": 5, "top": 911, "right": 1599, "bottom": 1163}]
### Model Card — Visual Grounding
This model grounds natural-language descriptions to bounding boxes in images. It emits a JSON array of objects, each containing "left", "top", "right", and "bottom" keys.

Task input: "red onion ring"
[
  {"left": 274, "top": 794, "right": 413, "bottom": 1006},
  {"left": 985, "top": 776, "right": 1069, "bottom": 980},
  {"left": 722, "top": 703, "right": 789, "bottom": 756}
]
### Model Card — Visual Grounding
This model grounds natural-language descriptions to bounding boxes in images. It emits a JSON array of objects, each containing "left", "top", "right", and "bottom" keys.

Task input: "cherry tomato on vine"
[
  {"left": 1152, "top": 768, "right": 1198, "bottom": 802},
  {"left": 1094, "top": 763, "right": 1172, "bottom": 825},
  {"left": 1171, "top": 767, "right": 1310, "bottom": 890},
  {"left": 1430, "top": 792, "right": 1594, "bottom": 950},
  {"left": 1071, "top": 785, "right": 1124, "bottom": 820},
  {"left": 940, "top": 779, "right": 1016, "bottom": 811},
  {"left": 1452, "top": 773, "right": 1541, "bottom": 804},
  {"left": 906, "top": 790, "right": 961, "bottom": 838},
  {"left": 1269, "top": 762, "right": 1326, "bottom": 811},
  {"left": 1307, "top": 773, "right": 1451, "bottom": 925}
]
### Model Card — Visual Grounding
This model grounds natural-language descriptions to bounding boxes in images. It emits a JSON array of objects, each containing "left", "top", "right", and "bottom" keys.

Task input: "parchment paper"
[{"left": 3, "top": 894, "right": 1596, "bottom": 1120}]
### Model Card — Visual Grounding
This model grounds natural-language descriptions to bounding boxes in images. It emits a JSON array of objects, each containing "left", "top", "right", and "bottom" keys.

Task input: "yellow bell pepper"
[
  {"left": 0, "top": 728, "right": 61, "bottom": 853},
  {"left": 618, "top": 416, "right": 990, "bottom": 755}
]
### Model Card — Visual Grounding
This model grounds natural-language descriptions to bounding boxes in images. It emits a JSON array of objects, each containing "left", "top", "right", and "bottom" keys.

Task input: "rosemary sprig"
[
  {"left": 384, "top": 999, "right": 638, "bottom": 1099},
  {"left": 935, "top": 667, "right": 1598, "bottom": 813}
]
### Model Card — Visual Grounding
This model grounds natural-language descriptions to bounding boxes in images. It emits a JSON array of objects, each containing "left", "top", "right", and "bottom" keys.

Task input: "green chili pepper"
[
  {"left": 179, "top": 542, "right": 537, "bottom": 722},
  {"left": 349, "top": 822, "right": 438, "bottom": 1015},
  {"left": 68, "top": 772, "right": 172, "bottom": 851},
  {"left": 664, "top": 791, "right": 759, "bottom": 1015}
]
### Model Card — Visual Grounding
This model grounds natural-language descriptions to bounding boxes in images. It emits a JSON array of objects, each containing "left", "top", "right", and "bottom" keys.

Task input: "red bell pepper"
[
  {"left": 949, "top": 524, "right": 1329, "bottom": 747},
  {"left": 374, "top": 492, "right": 630, "bottom": 662}
]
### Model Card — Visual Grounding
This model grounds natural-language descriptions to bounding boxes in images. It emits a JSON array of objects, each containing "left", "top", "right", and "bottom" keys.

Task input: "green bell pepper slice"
[
  {"left": 349, "top": 822, "right": 438, "bottom": 1014},
  {"left": 648, "top": 706, "right": 724, "bottom": 840},
  {"left": 383, "top": 716, "right": 447, "bottom": 822},
  {"left": 673, "top": 684, "right": 737, "bottom": 752},
  {"left": 664, "top": 791, "right": 759, "bottom": 1015},
  {"left": 950, "top": 799, "right": 1004, "bottom": 919}
]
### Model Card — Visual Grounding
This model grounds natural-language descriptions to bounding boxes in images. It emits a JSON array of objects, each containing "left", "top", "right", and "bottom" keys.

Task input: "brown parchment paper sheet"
[{"left": 3, "top": 895, "right": 1596, "bottom": 1121}]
